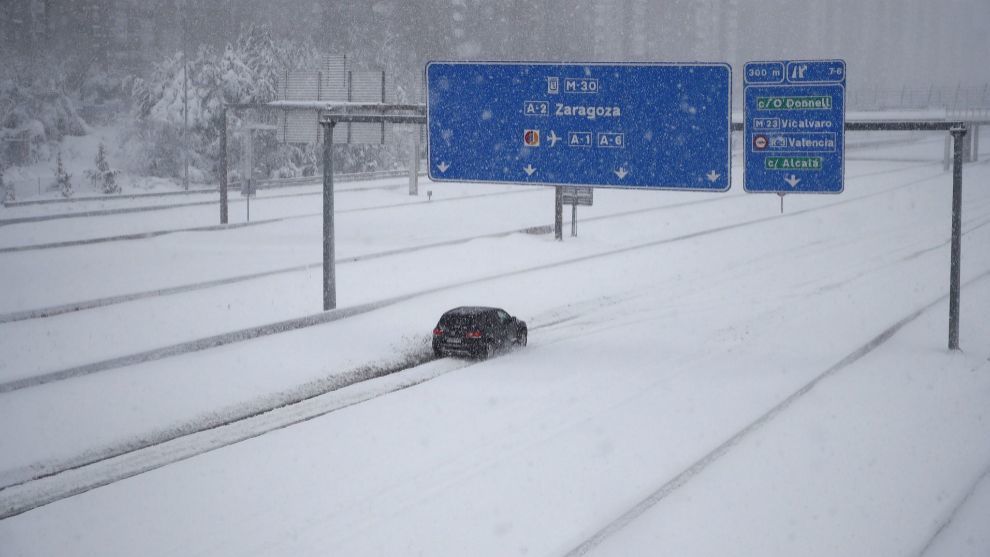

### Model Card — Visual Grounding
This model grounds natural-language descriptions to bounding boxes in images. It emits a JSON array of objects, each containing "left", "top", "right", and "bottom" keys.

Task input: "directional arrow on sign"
[
  {"left": 436, "top": 161, "right": 450, "bottom": 173},
  {"left": 785, "top": 174, "right": 801, "bottom": 188},
  {"left": 614, "top": 167, "right": 629, "bottom": 179},
  {"left": 523, "top": 164, "right": 536, "bottom": 176},
  {"left": 706, "top": 170, "right": 720, "bottom": 182}
]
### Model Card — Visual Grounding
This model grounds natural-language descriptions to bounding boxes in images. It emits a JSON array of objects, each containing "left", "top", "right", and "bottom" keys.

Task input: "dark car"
[{"left": 432, "top": 306, "right": 527, "bottom": 359}]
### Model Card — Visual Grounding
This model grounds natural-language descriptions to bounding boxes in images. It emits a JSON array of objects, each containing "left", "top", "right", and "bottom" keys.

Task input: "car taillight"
[
  {"left": 465, "top": 330, "right": 482, "bottom": 339},
  {"left": 433, "top": 327, "right": 443, "bottom": 336}
]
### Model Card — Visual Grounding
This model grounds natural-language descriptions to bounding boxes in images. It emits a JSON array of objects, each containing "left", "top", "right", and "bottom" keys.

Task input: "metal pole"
[
  {"left": 571, "top": 203, "right": 577, "bottom": 237},
  {"left": 323, "top": 121, "right": 337, "bottom": 311},
  {"left": 380, "top": 71, "right": 387, "bottom": 144},
  {"left": 182, "top": 20, "right": 189, "bottom": 191},
  {"left": 943, "top": 134, "right": 951, "bottom": 172},
  {"left": 963, "top": 124, "right": 976, "bottom": 163},
  {"left": 219, "top": 107, "right": 228, "bottom": 224},
  {"left": 973, "top": 125, "right": 980, "bottom": 162},
  {"left": 409, "top": 132, "right": 419, "bottom": 196},
  {"left": 346, "top": 71, "right": 353, "bottom": 144},
  {"left": 554, "top": 186, "right": 563, "bottom": 241},
  {"left": 948, "top": 126, "right": 966, "bottom": 350}
]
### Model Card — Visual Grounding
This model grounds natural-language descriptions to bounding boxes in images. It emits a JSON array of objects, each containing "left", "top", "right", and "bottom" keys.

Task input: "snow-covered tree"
[
  {"left": 95, "top": 143, "right": 109, "bottom": 173},
  {"left": 86, "top": 142, "right": 121, "bottom": 193},
  {"left": 128, "top": 24, "right": 290, "bottom": 181},
  {"left": 54, "top": 150, "right": 72, "bottom": 197},
  {"left": 234, "top": 24, "right": 282, "bottom": 101}
]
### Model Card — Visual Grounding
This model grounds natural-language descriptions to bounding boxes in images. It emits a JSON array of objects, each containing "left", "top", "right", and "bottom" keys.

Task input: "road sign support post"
[
  {"left": 322, "top": 121, "right": 336, "bottom": 311},
  {"left": 220, "top": 101, "right": 425, "bottom": 312},
  {"left": 317, "top": 105, "right": 426, "bottom": 312},
  {"left": 409, "top": 132, "right": 420, "bottom": 196},
  {"left": 242, "top": 128, "right": 254, "bottom": 223},
  {"left": 949, "top": 126, "right": 966, "bottom": 350},
  {"left": 962, "top": 125, "right": 974, "bottom": 162},
  {"left": 219, "top": 106, "right": 228, "bottom": 224},
  {"left": 554, "top": 186, "right": 563, "bottom": 241},
  {"left": 775, "top": 119, "right": 987, "bottom": 349},
  {"left": 973, "top": 125, "right": 979, "bottom": 162},
  {"left": 571, "top": 203, "right": 577, "bottom": 237},
  {"left": 944, "top": 134, "right": 952, "bottom": 171}
]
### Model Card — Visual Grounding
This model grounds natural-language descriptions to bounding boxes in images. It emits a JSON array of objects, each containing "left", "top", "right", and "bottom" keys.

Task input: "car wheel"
[
  {"left": 516, "top": 329, "right": 528, "bottom": 347},
  {"left": 480, "top": 342, "right": 496, "bottom": 360}
]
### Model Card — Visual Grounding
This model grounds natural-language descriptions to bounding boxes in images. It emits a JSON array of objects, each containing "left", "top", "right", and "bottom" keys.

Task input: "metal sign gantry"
[{"left": 217, "top": 74, "right": 986, "bottom": 352}]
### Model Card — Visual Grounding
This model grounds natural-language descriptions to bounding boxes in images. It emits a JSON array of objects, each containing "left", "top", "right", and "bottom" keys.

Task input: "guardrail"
[
  {"left": 249, "top": 167, "right": 427, "bottom": 192},
  {"left": 2, "top": 167, "right": 426, "bottom": 208}
]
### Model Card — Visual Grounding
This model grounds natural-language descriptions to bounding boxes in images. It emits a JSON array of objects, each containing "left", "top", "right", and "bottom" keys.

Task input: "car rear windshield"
[{"left": 440, "top": 313, "right": 492, "bottom": 328}]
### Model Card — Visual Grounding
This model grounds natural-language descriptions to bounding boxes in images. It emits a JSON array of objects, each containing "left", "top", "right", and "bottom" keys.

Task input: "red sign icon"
[{"left": 523, "top": 129, "right": 540, "bottom": 147}]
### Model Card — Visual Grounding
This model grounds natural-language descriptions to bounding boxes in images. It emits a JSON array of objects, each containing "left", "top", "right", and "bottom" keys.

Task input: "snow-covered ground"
[{"left": 0, "top": 133, "right": 988, "bottom": 556}]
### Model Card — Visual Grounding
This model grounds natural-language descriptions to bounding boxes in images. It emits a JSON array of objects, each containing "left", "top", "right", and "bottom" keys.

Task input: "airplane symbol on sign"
[{"left": 547, "top": 130, "right": 560, "bottom": 147}]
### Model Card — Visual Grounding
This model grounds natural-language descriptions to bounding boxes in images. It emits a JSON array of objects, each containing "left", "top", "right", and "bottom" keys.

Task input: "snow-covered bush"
[
  {"left": 86, "top": 143, "right": 121, "bottom": 194},
  {"left": 54, "top": 151, "right": 72, "bottom": 197}
]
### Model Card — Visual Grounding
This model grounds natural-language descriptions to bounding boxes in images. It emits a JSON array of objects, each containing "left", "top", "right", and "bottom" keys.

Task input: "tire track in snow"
[
  {"left": 0, "top": 157, "right": 934, "bottom": 253},
  {"left": 2, "top": 186, "right": 988, "bottom": 518},
  {"left": 0, "top": 334, "right": 542, "bottom": 517},
  {"left": 0, "top": 209, "right": 549, "bottom": 325},
  {"left": 0, "top": 189, "right": 540, "bottom": 259},
  {"left": 563, "top": 269, "right": 990, "bottom": 557},
  {"left": 0, "top": 171, "right": 420, "bottom": 226},
  {"left": 3, "top": 267, "right": 989, "bottom": 525},
  {"left": 915, "top": 438, "right": 990, "bottom": 555},
  {"left": 0, "top": 169, "right": 421, "bottom": 208},
  {"left": 0, "top": 162, "right": 944, "bottom": 325},
  {"left": 0, "top": 354, "right": 466, "bottom": 519},
  {"left": 0, "top": 168, "right": 971, "bottom": 395},
  {"left": 0, "top": 180, "right": 531, "bottom": 232}
]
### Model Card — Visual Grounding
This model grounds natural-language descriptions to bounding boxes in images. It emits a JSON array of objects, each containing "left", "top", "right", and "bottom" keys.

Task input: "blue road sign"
[
  {"left": 426, "top": 62, "right": 731, "bottom": 191},
  {"left": 744, "top": 59, "right": 846, "bottom": 193}
]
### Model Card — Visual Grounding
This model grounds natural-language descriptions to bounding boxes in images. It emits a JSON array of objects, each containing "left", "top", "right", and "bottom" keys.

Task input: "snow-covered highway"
[{"left": 1, "top": 134, "right": 989, "bottom": 556}]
